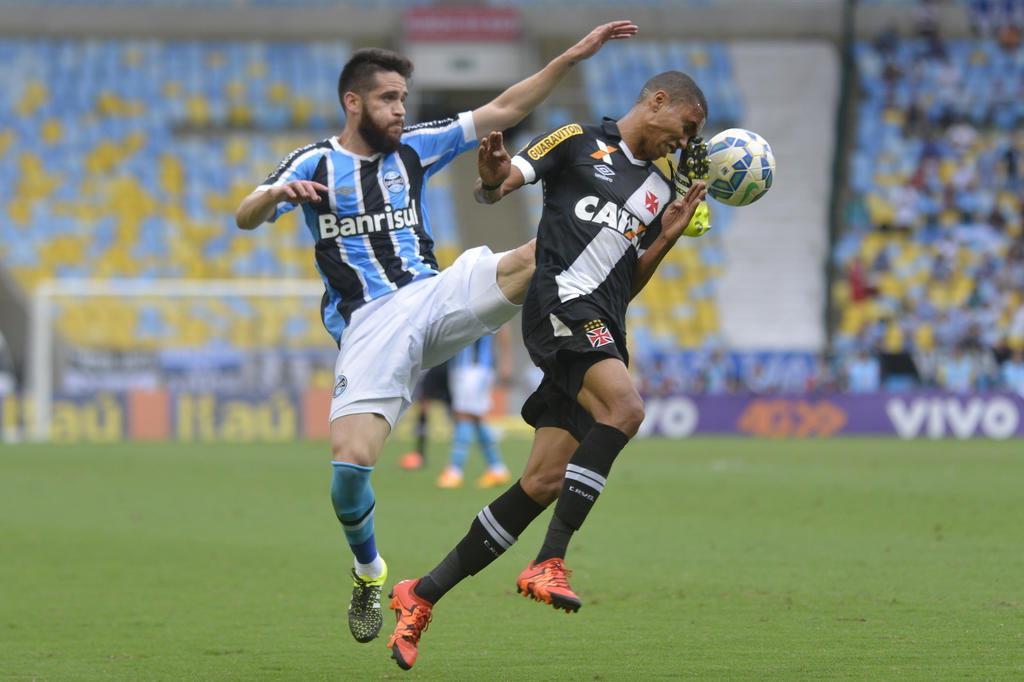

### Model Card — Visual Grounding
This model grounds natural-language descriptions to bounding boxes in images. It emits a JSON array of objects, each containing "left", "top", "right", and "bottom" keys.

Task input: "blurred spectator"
[
  {"left": 846, "top": 350, "right": 881, "bottom": 393},
  {"left": 1002, "top": 348, "right": 1024, "bottom": 394},
  {"left": 938, "top": 345, "right": 976, "bottom": 393},
  {"left": 700, "top": 350, "right": 738, "bottom": 395}
]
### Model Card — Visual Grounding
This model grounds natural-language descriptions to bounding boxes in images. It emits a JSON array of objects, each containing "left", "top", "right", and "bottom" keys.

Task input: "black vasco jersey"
[{"left": 511, "top": 118, "right": 675, "bottom": 336}]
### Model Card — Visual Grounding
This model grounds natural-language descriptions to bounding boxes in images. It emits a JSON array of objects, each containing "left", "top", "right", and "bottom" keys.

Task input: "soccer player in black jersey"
[{"left": 386, "top": 71, "right": 709, "bottom": 670}]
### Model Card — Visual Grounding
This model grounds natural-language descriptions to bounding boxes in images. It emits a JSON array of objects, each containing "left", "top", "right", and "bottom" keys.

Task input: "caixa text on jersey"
[{"left": 317, "top": 200, "right": 420, "bottom": 240}]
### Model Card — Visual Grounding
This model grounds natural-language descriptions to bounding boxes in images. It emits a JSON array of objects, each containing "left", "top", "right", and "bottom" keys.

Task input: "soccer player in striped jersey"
[
  {"left": 436, "top": 327, "right": 513, "bottom": 490},
  {"left": 386, "top": 71, "right": 710, "bottom": 670},
  {"left": 235, "top": 21, "right": 639, "bottom": 646}
]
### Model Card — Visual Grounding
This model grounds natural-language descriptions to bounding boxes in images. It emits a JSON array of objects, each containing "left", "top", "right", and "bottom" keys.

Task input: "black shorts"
[
  {"left": 520, "top": 307, "right": 627, "bottom": 441},
  {"left": 418, "top": 361, "right": 451, "bottom": 404}
]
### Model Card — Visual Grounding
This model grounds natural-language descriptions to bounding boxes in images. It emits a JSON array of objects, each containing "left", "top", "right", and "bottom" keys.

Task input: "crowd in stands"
[{"left": 831, "top": 3, "right": 1024, "bottom": 394}]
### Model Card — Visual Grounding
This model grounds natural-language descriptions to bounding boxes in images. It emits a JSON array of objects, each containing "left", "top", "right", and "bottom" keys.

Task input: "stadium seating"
[
  {"left": 834, "top": 34, "right": 1024, "bottom": 367},
  {"left": 0, "top": 37, "right": 743, "bottom": 356},
  {"left": 0, "top": 39, "right": 471, "bottom": 351}
]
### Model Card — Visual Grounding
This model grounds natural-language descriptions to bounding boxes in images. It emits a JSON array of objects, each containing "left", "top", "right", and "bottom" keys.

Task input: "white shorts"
[
  {"left": 451, "top": 364, "right": 495, "bottom": 417},
  {"left": 329, "top": 246, "right": 518, "bottom": 429}
]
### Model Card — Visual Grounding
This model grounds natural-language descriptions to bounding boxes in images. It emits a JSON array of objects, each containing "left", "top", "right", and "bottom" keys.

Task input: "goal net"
[{"left": 25, "top": 278, "right": 331, "bottom": 442}]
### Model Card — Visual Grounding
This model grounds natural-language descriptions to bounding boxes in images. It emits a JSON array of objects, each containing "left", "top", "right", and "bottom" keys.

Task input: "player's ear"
[
  {"left": 651, "top": 90, "right": 669, "bottom": 113},
  {"left": 342, "top": 91, "right": 362, "bottom": 116}
]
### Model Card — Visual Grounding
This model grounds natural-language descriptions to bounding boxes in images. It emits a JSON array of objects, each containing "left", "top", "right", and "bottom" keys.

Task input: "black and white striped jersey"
[
  {"left": 511, "top": 118, "right": 675, "bottom": 339},
  {"left": 255, "top": 112, "right": 477, "bottom": 344}
]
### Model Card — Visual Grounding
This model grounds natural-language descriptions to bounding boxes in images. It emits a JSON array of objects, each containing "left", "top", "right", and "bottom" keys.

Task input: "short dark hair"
[
  {"left": 337, "top": 48, "right": 413, "bottom": 105},
  {"left": 638, "top": 71, "right": 708, "bottom": 120}
]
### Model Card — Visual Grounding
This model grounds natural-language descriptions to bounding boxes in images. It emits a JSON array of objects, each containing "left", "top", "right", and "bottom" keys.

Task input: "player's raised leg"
[
  {"left": 520, "top": 357, "right": 642, "bottom": 612},
  {"left": 386, "top": 426, "right": 577, "bottom": 670},
  {"left": 494, "top": 239, "right": 536, "bottom": 305},
  {"left": 330, "top": 411, "right": 392, "bottom": 643}
]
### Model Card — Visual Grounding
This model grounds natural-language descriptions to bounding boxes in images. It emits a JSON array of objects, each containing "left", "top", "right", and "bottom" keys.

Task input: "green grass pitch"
[{"left": 2, "top": 437, "right": 1022, "bottom": 680}]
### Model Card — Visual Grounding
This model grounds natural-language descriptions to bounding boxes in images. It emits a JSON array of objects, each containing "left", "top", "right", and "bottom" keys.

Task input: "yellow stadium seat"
[
  {"left": 41, "top": 118, "right": 63, "bottom": 145},
  {"left": 883, "top": 321, "right": 904, "bottom": 352},
  {"left": 914, "top": 323, "right": 935, "bottom": 352},
  {"left": 291, "top": 98, "right": 314, "bottom": 127},
  {"left": 185, "top": 95, "right": 210, "bottom": 127},
  {"left": 16, "top": 81, "right": 47, "bottom": 117}
]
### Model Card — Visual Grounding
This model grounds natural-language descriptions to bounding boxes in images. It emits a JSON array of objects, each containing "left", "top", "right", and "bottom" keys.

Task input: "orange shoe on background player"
[
  {"left": 386, "top": 579, "right": 433, "bottom": 670},
  {"left": 398, "top": 452, "right": 424, "bottom": 470},
  {"left": 516, "top": 558, "right": 581, "bottom": 612},
  {"left": 436, "top": 467, "right": 464, "bottom": 489},
  {"left": 476, "top": 466, "right": 511, "bottom": 489}
]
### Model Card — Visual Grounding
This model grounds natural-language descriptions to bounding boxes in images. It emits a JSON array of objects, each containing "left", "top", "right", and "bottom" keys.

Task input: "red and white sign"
[{"left": 404, "top": 7, "right": 522, "bottom": 43}]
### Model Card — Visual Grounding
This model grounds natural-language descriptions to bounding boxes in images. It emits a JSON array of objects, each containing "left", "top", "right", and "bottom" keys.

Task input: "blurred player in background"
[
  {"left": 436, "top": 327, "right": 513, "bottom": 489},
  {"left": 387, "top": 71, "right": 709, "bottom": 670},
  {"left": 234, "top": 21, "right": 639, "bottom": 646},
  {"left": 398, "top": 362, "right": 451, "bottom": 471}
]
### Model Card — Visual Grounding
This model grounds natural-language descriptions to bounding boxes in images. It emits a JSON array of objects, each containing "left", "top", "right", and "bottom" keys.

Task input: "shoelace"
[
  {"left": 398, "top": 604, "right": 432, "bottom": 643},
  {"left": 350, "top": 570, "right": 378, "bottom": 612},
  {"left": 543, "top": 561, "right": 573, "bottom": 589}
]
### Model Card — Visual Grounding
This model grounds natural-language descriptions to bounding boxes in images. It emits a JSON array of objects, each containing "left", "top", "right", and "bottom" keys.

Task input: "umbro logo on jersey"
[
  {"left": 573, "top": 195, "right": 647, "bottom": 242},
  {"left": 590, "top": 140, "right": 618, "bottom": 164},
  {"left": 593, "top": 164, "right": 616, "bottom": 183},
  {"left": 318, "top": 200, "right": 420, "bottom": 239}
]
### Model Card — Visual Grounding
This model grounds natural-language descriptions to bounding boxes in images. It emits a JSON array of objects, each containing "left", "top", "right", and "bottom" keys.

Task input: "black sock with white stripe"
[
  {"left": 414, "top": 481, "right": 546, "bottom": 605},
  {"left": 535, "top": 423, "right": 630, "bottom": 563}
]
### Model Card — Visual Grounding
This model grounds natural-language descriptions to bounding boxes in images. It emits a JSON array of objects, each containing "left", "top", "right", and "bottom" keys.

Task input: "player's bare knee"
[
  {"left": 608, "top": 395, "right": 645, "bottom": 438},
  {"left": 521, "top": 469, "right": 561, "bottom": 506},
  {"left": 330, "top": 438, "right": 375, "bottom": 467}
]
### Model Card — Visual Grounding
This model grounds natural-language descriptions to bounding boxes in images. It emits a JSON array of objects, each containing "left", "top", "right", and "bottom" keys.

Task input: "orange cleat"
[
  {"left": 476, "top": 467, "right": 511, "bottom": 489},
  {"left": 386, "top": 579, "right": 433, "bottom": 671},
  {"left": 436, "top": 467, "right": 464, "bottom": 489},
  {"left": 516, "top": 558, "right": 581, "bottom": 613},
  {"left": 398, "top": 452, "right": 424, "bottom": 470}
]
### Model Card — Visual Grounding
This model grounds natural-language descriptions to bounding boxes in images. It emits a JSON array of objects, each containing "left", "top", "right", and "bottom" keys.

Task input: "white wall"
[{"left": 716, "top": 41, "right": 838, "bottom": 351}]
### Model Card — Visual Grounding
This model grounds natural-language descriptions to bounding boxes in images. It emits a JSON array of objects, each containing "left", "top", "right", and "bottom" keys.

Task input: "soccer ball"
[{"left": 705, "top": 128, "right": 775, "bottom": 206}]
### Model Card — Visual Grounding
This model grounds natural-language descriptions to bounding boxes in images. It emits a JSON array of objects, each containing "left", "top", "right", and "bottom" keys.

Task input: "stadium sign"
[
  {"left": 3, "top": 391, "right": 1023, "bottom": 442},
  {"left": 639, "top": 393, "right": 1024, "bottom": 439}
]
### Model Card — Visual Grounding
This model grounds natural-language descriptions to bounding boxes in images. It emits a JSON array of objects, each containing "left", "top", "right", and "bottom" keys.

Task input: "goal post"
[{"left": 26, "top": 278, "right": 325, "bottom": 442}]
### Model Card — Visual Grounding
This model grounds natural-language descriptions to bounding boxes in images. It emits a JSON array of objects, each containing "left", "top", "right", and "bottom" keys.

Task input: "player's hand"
[
  {"left": 270, "top": 180, "right": 330, "bottom": 205},
  {"left": 563, "top": 21, "right": 639, "bottom": 64},
  {"left": 660, "top": 180, "right": 708, "bottom": 242},
  {"left": 478, "top": 131, "right": 511, "bottom": 189}
]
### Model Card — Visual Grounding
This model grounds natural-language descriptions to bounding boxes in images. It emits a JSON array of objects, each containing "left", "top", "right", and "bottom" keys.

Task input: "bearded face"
[{"left": 358, "top": 102, "right": 403, "bottom": 154}]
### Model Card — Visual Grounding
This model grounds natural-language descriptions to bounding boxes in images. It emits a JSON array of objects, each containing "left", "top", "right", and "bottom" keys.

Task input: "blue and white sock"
[{"left": 330, "top": 462, "right": 382, "bottom": 577}]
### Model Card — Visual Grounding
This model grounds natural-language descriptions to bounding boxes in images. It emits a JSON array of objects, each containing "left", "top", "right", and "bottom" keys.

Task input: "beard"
[{"left": 358, "top": 108, "right": 402, "bottom": 154}]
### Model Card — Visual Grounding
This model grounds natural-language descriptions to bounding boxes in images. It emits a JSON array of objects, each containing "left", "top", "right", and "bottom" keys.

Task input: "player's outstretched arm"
[
  {"left": 471, "top": 21, "right": 638, "bottom": 134},
  {"left": 630, "top": 180, "right": 707, "bottom": 298},
  {"left": 474, "top": 131, "right": 525, "bottom": 204},
  {"left": 235, "top": 180, "right": 330, "bottom": 230}
]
